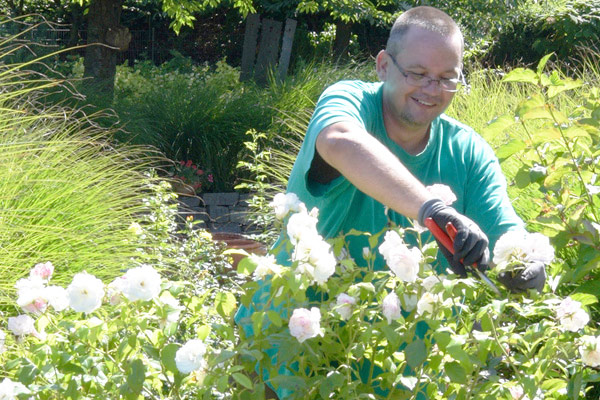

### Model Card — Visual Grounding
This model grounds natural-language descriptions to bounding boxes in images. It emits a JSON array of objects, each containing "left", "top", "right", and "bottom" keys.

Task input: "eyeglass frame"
[{"left": 385, "top": 51, "right": 467, "bottom": 93}]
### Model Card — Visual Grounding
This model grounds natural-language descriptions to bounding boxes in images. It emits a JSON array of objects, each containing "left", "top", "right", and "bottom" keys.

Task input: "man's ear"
[{"left": 375, "top": 50, "right": 388, "bottom": 81}]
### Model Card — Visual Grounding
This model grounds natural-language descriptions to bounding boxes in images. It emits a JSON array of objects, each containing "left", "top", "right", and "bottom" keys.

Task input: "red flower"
[
  {"left": 191, "top": 164, "right": 197, "bottom": 170},
  {"left": 208, "top": 174, "right": 214, "bottom": 183},
  {"left": 179, "top": 160, "right": 186, "bottom": 166},
  {"left": 196, "top": 169, "right": 204, "bottom": 175},
  {"left": 185, "top": 160, "right": 193, "bottom": 168}
]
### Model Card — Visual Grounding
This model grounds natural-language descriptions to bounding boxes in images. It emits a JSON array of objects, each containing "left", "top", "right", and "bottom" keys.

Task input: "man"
[
  {"left": 237, "top": 6, "right": 546, "bottom": 398},
  {"left": 284, "top": 6, "right": 545, "bottom": 287}
]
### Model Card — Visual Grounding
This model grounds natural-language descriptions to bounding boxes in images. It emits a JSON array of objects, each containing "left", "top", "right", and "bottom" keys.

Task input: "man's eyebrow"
[{"left": 403, "top": 63, "right": 460, "bottom": 75}]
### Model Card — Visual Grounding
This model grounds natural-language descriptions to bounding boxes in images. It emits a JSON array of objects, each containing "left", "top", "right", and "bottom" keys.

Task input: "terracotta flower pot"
[{"left": 211, "top": 232, "right": 267, "bottom": 269}]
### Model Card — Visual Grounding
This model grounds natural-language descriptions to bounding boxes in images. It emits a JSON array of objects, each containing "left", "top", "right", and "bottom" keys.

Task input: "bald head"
[{"left": 386, "top": 6, "right": 464, "bottom": 59}]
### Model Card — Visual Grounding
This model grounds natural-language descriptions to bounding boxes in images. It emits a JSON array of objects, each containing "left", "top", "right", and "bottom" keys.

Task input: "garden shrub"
[{"left": 484, "top": 0, "right": 600, "bottom": 67}]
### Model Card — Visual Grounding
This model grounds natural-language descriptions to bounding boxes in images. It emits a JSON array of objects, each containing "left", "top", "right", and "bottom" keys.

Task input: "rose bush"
[{"left": 231, "top": 194, "right": 600, "bottom": 399}]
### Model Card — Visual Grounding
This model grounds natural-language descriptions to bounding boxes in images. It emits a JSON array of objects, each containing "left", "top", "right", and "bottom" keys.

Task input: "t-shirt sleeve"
[
  {"left": 463, "top": 136, "right": 524, "bottom": 250},
  {"left": 296, "top": 82, "right": 370, "bottom": 197}
]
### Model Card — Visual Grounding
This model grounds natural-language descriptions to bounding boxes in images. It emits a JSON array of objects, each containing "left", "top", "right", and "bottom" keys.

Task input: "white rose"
[
  {"left": 67, "top": 272, "right": 105, "bottom": 314},
  {"left": 270, "top": 192, "right": 303, "bottom": 220},
  {"left": 417, "top": 292, "right": 440, "bottom": 316},
  {"left": 175, "top": 339, "right": 207, "bottom": 374},
  {"left": 308, "top": 239, "right": 336, "bottom": 284},
  {"left": 251, "top": 254, "right": 282, "bottom": 280},
  {"left": 426, "top": 184, "right": 457, "bottom": 205},
  {"left": 382, "top": 292, "right": 402, "bottom": 324},
  {"left": 508, "top": 385, "right": 527, "bottom": 400},
  {"left": 30, "top": 261, "right": 54, "bottom": 280},
  {"left": 378, "top": 231, "right": 421, "bottom": 282},
  {"left": 289, "top": 307, "right": 323, "bottom": 343},
  {"left": 335, "top": 293, "right": 356, "bottom": 320},
  {"left": 7, "top": 315, "right": 36, "bottom": 336},
  {"left": 122, "top": 265, "right": 162, "bottom": 302},
  {"left": 292, "top": 235, "right": 336, "bottom": 284},
  {"left": 580, "top": 335, "right": 600, "bottom": 367},
  {"left": 421, "top": 275, "right": 441, "bottom": 292},
  {"left": 0, "top": 378, "right": 29, "bottom": 399},
  {"left": 493, "top": 229, "right": 554, "bottom": 267},
  {"left": 556, "top": 297, "right": 589, "bottom": 332},
  {"left": 45, "top": 286, "right": 69, "bottom": 312},
  {"left": 287, "top": 208, "right": 319, "bottom": 245},
  {"left": 15, "top": 277, "right": 47, "bottom": 314}
]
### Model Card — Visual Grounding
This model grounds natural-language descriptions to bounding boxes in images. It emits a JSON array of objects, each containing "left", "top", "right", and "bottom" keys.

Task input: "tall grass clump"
[
  {"left": 110, "top": 57, "right": 273, "bottom": 192},
  {"left": 0, "top": 23, "right": 165, "bottom": 304}
]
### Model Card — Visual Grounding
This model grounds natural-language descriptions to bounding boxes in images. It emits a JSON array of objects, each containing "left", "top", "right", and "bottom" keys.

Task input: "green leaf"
[
  {"left": 161, "top": 343, "right": 179, "bottom": 374},
  {"left": 563, "top": 125, "right": 590, "bottom": 139},
  {"left": 237, "top": 256, "right": 257, "bottom": 275},
  {"left": 495, "top": 139, "right": 526, "bottom": 161},
  {"left": 514, "top": 166, "right": 531, "bottom": 189},
  {"left": 547, "top": 78, "right": 583, "bottom": 99},
  {"left": 567, "top": 371, "right": 583, "bottom": 400},
  {"left": 319, "top": 371, "right": 344, "bottom": 398},
  {"left": 232, "top": 372, "right": 253, "bottom": 390},
  {"left": 482, "top": 114, "right": 517, "bottom": 140},
  {"left": 215, "top": 292, "right": 237, "bottom": 318},
  {"left": 569, "top": 293, "right": 598, "bottom": 306},
  {"left": 444, "top": 362, "right": 467, "bottom": 384},
  {"left": 127, "top": 359, "right": 146, "bottom": 395},
  {"left": 503, "top": 68, "right": 538, "bottom": 85},
  {"left": 536, "top": 53, "right": 554, "bottom": 76},
  {"left": 196, "top": 324, "right": 211, "bottom": 340},
  {"left": 267, "top": 310, "right": 283, "bottom": 328},
  {"left": 516, "top": 95, "right": 547, "bottom": 119},
  {"left": 404, "top": 339, "right": 427, "bottom": 369}
]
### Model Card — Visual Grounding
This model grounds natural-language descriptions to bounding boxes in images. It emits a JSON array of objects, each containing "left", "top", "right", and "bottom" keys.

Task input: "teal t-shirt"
[{"left": 284, "top": 80, "right": 523, "bottom": 269}]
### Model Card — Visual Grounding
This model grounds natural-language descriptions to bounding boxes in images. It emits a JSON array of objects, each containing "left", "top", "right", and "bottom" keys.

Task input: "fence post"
[
  {"left": 240, "top": 13, "right": 260, "bottom": 81},
  {"left": 277, "top": 18, "right": 297, "bottom": 82},
  {"left": 254, "top": 18, "right": 282, "bottom": 85}
]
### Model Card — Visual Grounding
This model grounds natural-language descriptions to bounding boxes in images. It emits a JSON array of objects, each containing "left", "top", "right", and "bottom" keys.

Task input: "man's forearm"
[{"left": 315, "top": 122, "right": 433, "bottom": 220}]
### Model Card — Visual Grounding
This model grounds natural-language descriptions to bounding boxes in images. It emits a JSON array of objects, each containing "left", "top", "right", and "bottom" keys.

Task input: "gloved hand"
[
  {"left": 497, "top": 262, "right": 546, "bottom": 293},
  {"left": 418, "top": 198, "right": 490, "bottom": 277}
]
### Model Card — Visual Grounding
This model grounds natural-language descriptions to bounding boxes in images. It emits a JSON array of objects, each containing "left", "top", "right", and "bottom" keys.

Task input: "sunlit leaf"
[
  {"left": 496, "top": 139, "right": 526, "bottom": 160},
  {"left": 503, "top": 68, "right": 538, "bottom": 85}
]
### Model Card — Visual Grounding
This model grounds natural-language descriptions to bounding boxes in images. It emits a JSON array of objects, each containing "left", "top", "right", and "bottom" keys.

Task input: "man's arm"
[
  {"left": 314, "top": 120, "right": 490, "bottom": 276},
  {"left": 315, "top": 121, "right": 433, "bottom": 220}
]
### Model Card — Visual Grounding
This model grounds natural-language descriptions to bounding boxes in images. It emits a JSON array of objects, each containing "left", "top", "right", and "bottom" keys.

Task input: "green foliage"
[
  {"left": 484, "top": 0, "right": 600, "bottom": 67},
  {"left": 230, "top": 206, "right": 599, "bottom": 399},
  {"left": 481, "top": 54, "right": 600, "bottom": 293},
  {"left": 109, "top": 57, "right": 273, "bottom": 192}
]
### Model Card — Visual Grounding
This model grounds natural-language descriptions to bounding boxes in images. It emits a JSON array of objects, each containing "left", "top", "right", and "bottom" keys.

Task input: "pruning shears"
[{"left": 424, "top": 217, "right": 501, "bottom": 296}]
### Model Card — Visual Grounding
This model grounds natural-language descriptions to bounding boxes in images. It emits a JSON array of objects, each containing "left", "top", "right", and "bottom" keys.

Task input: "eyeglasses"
[{"left": 385, "top": 51, "right": 466, "bottom": 93}]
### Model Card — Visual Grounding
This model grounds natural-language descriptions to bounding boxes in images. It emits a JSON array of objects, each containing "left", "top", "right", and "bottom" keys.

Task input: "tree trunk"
[
  {"left": 83, "top": 0, "right": 128, "bottom": 97},
  {"left": 333, "top": 20, "right": 352, "bottom": 61}
]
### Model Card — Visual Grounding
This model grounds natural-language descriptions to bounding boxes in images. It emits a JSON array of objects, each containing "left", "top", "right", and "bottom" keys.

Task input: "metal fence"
[{"left": 1, "top": 23, "right": 166, "bottom": 65}]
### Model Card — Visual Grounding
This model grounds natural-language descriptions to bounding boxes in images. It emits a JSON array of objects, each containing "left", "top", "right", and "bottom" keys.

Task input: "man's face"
[{"left": 379, "top": 26, "right": 463, "bottom": 132}]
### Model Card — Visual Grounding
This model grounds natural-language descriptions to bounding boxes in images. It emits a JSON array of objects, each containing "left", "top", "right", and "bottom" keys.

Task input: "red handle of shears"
[
  {"left": 424, "top": 217, "right": 502, "bottom": 296},
  {"left": 423, "top": 217, "right": 455, "bottom": 255}
]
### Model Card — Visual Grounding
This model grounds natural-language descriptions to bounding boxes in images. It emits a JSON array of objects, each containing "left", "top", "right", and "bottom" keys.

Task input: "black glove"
[
  {"left": 497, "top": 262, "right": 546, "bottom": 293},
  {"left": 418, "top": 199, "right": 490, "bottom": 277}
]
